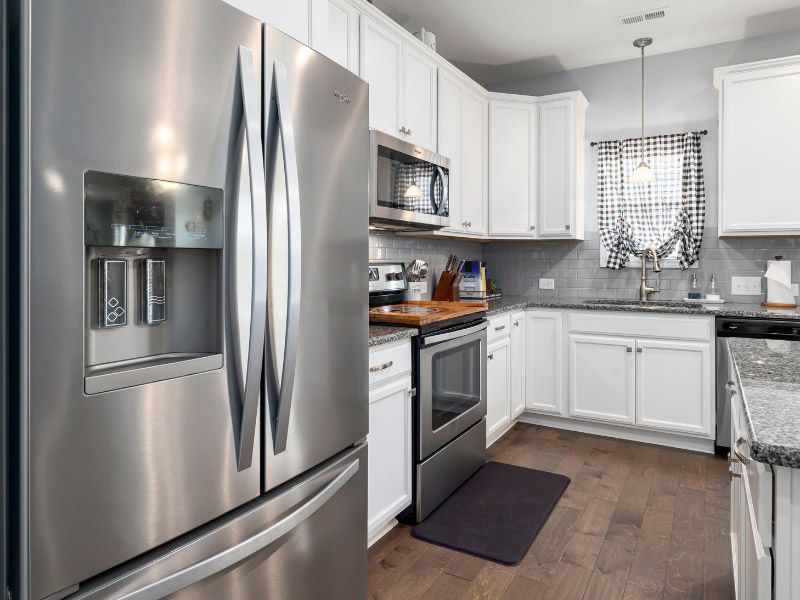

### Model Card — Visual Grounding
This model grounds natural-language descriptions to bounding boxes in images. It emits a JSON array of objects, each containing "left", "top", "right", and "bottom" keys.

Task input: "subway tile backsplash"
[
  {"left": 484, "top": 227, "right": 800, "bottom": 304},
  {"left": 371, "top": 228, "right": 800, "bottom": 305}
]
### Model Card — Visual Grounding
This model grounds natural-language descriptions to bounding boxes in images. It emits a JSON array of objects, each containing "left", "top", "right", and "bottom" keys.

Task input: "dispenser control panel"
[{"left": 84, "top": 171, "right": 223, "bottom": 249}]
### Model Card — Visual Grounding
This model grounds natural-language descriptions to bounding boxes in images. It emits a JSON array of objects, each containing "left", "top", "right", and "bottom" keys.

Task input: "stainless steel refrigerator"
[{"left": 6, "top": 1, "right": 369, "bottom": 598}]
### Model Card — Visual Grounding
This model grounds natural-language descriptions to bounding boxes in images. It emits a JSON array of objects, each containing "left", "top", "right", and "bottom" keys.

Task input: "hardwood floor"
[{"left": 367, "top": 423, "right": 734, "bottom": 600}]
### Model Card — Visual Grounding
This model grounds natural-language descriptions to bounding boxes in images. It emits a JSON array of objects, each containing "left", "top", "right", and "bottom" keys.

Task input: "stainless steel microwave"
[{"left": 369, "top": 130, "right": 450, "bottom": 230}]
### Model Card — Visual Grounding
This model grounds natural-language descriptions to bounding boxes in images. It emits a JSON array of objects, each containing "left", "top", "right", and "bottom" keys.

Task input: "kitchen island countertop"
[{"left": 728, "top": 337, "right": 800, "bottom": 469}]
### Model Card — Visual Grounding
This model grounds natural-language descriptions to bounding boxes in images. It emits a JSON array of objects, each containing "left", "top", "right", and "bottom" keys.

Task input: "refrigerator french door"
[{"left": 12, "top": 1, "right": 369, "bottom": 599}]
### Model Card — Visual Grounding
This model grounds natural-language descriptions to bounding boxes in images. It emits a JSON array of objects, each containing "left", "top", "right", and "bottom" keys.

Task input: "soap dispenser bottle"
[{"left": 688, "top": 273, "right": 701, "bottom": 299}]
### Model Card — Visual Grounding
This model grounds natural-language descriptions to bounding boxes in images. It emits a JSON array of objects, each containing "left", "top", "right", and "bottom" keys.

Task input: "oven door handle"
[{"left": 422, "top": 321, "right": 488, "bottom": 346}]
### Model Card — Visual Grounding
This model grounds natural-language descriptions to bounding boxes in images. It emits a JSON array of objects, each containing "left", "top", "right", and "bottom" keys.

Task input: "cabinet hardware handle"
[
  {"left": 406, "top": 128, "right": 412, "bottom": 135},
  {"left": 729, "top": 463, "right": 742, "bottom": 478},
  {"left": 494, "top": 325, "right": 506, "bottom": 331},
  {"left": 565, "top": 224, "right": 571, "bottom": 230},
  {"left": 409, "top": 387, "right": 417, "bottom": 398},
  {"left": 462, "top": 220, "right": 468, "bottom": 227},
  {"left": 514, "top": 321, "right": 520, "bottom": 327},
  {"left": 733, "top": 436, "right": 748, "bottom": 463},
  {"left": 636, "top": 347, "right": 642, "bottom": 353},
  {"left": 369, "top": 360, "right": 394, "bottom": 372},
  {"left": 728, "top": 382, "right": 737, "bottom": 397},
  {"left": 530, "top": 225, "right": 536, "bottom": 230},
  {"left": 488, "top": 354, "right": 494, "bottom": 360},
  {"left": 626, "top": 347, "right": 633, "bottom": 352},
  {"left": 467, "top": 221, "right": 472, "bottom": 227}
]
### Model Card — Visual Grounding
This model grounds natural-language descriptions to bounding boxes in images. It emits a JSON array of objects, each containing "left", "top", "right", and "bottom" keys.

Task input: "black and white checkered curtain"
[{"left": 597, "top": 132, "right": 705, "bottom": 269}]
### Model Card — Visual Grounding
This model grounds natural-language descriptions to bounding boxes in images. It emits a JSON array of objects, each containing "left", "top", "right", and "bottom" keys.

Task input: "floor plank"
[{"left": 368, "top": 424, "right": 734, "bottom": 600}]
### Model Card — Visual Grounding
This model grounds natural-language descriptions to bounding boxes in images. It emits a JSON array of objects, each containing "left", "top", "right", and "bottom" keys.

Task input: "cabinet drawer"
[
  {"left": 567, "top": 311, "right": 713, "bottom": 342},
  {"left": 368, "top": 341, "right": 412, "bottom": 388},
  {"left": 487, "top": 314, "right": 511, "bottom": 342}
]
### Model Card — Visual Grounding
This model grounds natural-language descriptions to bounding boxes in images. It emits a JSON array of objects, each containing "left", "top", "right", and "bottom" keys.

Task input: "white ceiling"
[{"left": 373, "top": 0, "right": 800, "bottom": 84}]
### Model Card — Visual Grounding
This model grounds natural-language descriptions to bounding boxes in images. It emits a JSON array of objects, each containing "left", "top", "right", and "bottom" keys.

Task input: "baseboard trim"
[
  {"left": 368, "top": 517, "right": 399, "bottom": 548},
  {"left": 487, "top": 420, "right": 516, "bottom": 449},
  {"left": 518, "top": 412, "right": 715, "bottom": 454}
]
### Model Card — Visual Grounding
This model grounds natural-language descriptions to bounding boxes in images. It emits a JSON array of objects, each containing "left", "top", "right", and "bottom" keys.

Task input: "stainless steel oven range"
[{"left": 368, "top": 262, "right": 487, "bottom": 521}]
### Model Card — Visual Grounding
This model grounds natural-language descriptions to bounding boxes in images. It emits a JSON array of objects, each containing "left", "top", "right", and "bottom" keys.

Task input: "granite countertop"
[
  {"left": 368, "top": 325, "right": 417, "bottom": 348},
  {"left": 728, "top": 338, "right": 800, "bottom": 469},
  {"left": 485, "top": 295, "right": 800, "bottom": 320}
]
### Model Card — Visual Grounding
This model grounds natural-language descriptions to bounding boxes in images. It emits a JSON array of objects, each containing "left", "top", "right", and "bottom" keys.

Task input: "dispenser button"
[
  {"left": 99, "top": 258, "right": 128, "bottom": 328},
  {"left": 141, "top": 258, "right": 166, "bottom": 325}
]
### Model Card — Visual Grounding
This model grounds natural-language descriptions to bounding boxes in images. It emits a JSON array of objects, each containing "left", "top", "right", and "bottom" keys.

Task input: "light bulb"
[
  {"left": 404, "top": 183, "right": 423, "bottom": 198},
  {"left": 629, "top": 161, "right": 656, "bottom": 184}
]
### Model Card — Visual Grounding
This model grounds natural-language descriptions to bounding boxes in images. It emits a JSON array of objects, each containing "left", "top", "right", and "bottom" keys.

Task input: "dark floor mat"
[{"left": 411, "top": 461, "right": 570, "bottom": 565}]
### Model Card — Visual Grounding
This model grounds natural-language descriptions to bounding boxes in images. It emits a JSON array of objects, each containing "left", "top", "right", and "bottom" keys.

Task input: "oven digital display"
[{"left": 84, "top": 171, "right": 223, "bottom": 249}]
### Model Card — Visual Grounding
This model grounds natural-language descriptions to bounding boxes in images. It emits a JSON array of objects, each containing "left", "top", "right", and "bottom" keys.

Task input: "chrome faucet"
[{"left": 639, "top": 248, "right": 662, "bottom": 301}]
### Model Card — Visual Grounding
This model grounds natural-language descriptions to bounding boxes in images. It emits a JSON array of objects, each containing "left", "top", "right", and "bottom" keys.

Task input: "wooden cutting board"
[{"left": 369, "top": 300, "right": 488, "bottom": 326}]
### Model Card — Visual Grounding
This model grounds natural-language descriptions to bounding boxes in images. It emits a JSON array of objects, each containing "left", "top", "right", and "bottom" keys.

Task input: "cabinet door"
[
  {"left": 367, "top": 377, "right": 412, "bottom": 540},
  {"left": 360, "top": 15, "right": 402, "bottom": 137},
  {"left": 526, "top": 311, "right": 564, "bottom": 415},
  {"left": 739, "top": 462, "right": 773, "bottom": 600},
  {"left": 402, "top": 44, "right": 437, "bottom": 150},
  {"left": 568, "top": 334, "right": 635, "bottom": 424},
  {"left": 486, "top": 338, "right": 511, "bottom": 443},
  {"left": 438, "top": 70, "right": 464, "bottom": 233},
  {"left": 489, "top": 101, "right": 536, "bottom": 236},
  {"left": 538, "top": 98, "right": 575, "bottom": 237},
  {"left": 510, "top": 313, "right": 526, "bottom": 418},
  {"left": 462, "top": 89, "right": 488, "bottom": 235},
  {"left": 635, "top": 339, "right": 712, "bottom": 436},
  {"left": 327, "top": 0, "right": 359, "bottom": 73},
  {"left": 720, "top": 63, "right": 800, "bottom": 235},
  {"left": 264, "top": 0, "right": 311, "bottom": 44}
]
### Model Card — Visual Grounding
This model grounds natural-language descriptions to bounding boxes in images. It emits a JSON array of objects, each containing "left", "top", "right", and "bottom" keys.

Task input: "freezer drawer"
[{"left": 71, "top": 445, "right": 367, "bottom": 600}]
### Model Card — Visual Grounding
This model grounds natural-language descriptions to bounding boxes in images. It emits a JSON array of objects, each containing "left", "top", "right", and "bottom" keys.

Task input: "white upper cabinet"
[
  {"left": 222, "top": 0, "right": 327, "bottom": 50},
  {"left": 360, "top": 15, "right": 403, "bottom": 137},
  {"left": 489, "top": 98, "right": 537, "bottom": 237},
  {"left": 437, "top": 69, "right": 488, "bottom": 236},
  {"left": 460, "top": 86, "right": 488, "bottom": 235},
  {"left": 402, "top": 45, "right": 438, "bottom": 150},
  {"left": 715, "top": 56, "right": 800, "bottom": 236},
  {"left": 538, "top": 93, "right": 586, "bottom": 239},
  {"left": 327, "top": 0, "right": 359, "bottom": 73},
  {"left": 360, "top": 15, "right": 437, "bottom": 150}
]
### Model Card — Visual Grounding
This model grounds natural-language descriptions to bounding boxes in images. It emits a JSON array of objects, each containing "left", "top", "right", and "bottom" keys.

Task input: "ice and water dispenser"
[{"left": 84, "top": 171, "right": 225, "bottom": 394}]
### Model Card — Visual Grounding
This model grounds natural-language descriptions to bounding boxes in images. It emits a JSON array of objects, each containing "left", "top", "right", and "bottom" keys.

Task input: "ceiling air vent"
[{"left": 618, "top": 6, "right": 669, "bottom": 26}]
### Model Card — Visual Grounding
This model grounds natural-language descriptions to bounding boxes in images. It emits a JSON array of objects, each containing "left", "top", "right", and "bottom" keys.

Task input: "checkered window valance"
[{"left": 597, "top": 132, "right": 706, "bottom": 269}]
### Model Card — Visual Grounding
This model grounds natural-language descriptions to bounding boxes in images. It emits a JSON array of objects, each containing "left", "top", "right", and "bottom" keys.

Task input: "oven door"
[{"left": 418, "top": 321, "right": 487, "bottom": 460}]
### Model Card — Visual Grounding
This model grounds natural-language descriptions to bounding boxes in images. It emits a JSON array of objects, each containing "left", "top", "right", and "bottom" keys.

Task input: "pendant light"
[{"left": 629, "top": 37, "right": 656, "bottom": 184}]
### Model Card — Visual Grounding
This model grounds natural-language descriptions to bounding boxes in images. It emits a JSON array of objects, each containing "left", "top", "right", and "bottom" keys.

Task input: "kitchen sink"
[{"left": 583, "top": 299, "right": 697, "bottom": 309}]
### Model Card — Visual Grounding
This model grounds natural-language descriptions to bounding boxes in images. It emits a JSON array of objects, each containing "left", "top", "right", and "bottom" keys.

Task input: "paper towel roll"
[{"left": 765, "top": 259, "right": 795, "bottom": 306}]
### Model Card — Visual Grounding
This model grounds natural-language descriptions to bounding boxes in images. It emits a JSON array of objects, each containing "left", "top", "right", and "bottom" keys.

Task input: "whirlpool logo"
[{"left": 333, "top": 90, "right": 351, "bottom": 104}]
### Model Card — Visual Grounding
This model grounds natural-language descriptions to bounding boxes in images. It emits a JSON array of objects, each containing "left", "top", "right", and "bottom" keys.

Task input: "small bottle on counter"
[
  {"left": 688, "top": 273, "right": 701, "bottom": 299},
  {"left": 706, "top": 274, "right": 720, "bottom": 300}
]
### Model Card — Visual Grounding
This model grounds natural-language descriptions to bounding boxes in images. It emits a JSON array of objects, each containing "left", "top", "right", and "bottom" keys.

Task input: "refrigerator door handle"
[
  {"left": 115, "top": 458, "right": 360, "bottom": 600},
  {"left": 233, "top": 45, "right": 268, "bottom": 471},
  {"left": 267, "top": 59, "right": 302, "bottom": 454}
]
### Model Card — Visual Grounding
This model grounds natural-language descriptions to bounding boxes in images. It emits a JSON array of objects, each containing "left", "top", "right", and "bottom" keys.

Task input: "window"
[{"left": 596, "top": 132, "right": 706, "bottom": 270}]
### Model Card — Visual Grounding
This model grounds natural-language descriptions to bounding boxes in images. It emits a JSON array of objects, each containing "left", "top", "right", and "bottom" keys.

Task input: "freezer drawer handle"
[
  {"left": 232, "top": 45, "right": 268, "bottom": 471},
  {"left": 117, "top": 458, "right": 360, "bottom": 600},
  {"left": 264, "top": 59, "right": 303, "bottom": 455}
]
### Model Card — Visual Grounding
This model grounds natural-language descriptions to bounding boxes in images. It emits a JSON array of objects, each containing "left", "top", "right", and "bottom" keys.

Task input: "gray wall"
[{"left": 482, "top": 29, "right": 800, "bottom": 303}]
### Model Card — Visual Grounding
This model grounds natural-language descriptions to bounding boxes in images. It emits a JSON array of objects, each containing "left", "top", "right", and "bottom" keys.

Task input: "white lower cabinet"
[
  {"left": 510, "top": 312, "right": 526, "bottom": 418},
  {"left": 635, "top": 338, "right": 713, "bottom": 436},
  {"left": 525, "top": 310, "right": 564, "bottom": 415},
  {"left": 568, "top": 333, "right": 636, "bottom": 425},
  {"left": 367, "top": 341, "right": 412, "bottom": 546},
  {"left": 486, "top": 336, "right": 511, "bottom": 445}
]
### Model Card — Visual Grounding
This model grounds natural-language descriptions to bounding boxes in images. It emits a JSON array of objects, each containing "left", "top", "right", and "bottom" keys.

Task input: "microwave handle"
[{"left": 433, "top": 166, "right": 448, "bottom": 216}]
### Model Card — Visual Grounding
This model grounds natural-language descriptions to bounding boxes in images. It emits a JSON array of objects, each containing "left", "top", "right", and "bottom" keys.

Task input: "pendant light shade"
[{"left": 629, "top": 37, "right": 655, "bottom": 184}]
